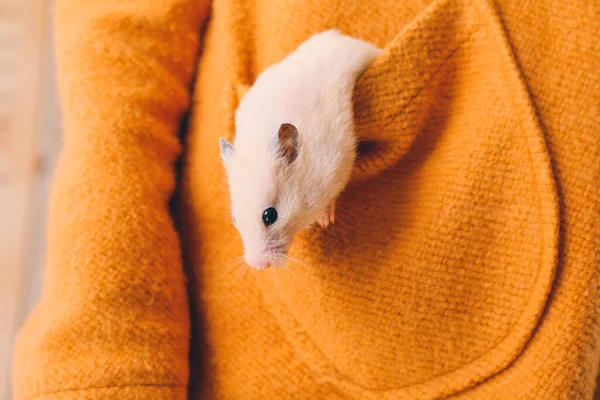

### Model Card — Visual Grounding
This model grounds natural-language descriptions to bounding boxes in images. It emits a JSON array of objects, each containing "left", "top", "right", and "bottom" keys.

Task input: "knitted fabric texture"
[{"left": 13, "top": 0, "right": 600, "bottom": 399}]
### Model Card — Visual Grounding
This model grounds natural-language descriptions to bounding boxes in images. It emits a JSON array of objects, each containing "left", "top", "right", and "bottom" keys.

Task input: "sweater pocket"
[{"left": 251, "top": 0, "right": 560, "bottom": 398}]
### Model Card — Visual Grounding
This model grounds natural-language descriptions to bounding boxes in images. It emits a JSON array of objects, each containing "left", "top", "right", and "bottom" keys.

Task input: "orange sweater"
[{"left": 13, "top": 0, "right": 600, "bottom": 398}]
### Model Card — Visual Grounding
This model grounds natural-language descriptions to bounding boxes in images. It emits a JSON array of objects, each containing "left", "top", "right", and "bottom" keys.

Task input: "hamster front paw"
[{"left": 317, "top": 201, "right": 336, "bottom": 228}]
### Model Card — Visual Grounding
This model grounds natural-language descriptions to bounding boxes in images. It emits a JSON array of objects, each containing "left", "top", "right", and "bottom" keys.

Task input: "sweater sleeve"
[{"left": 12, "top": 1, "right": 210, "bottom": 399}]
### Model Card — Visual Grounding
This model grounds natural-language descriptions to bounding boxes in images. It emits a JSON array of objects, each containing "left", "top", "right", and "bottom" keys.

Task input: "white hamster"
[{"left": 220, "top": 29, "right": 381, "bottom": 270}]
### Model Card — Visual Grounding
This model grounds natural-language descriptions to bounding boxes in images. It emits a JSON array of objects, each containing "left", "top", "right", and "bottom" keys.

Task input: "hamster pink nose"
[
  {"left": 245, "top": 256, "right": 271, "bottom": 270},
  {"left": 256, "top": 260, "right": 271, "bottom": 270}
]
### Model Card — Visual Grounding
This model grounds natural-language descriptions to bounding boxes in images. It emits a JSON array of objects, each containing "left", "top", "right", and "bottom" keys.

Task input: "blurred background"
[{"left": 1, "top": 1, "right": 59, "bottom": 398}]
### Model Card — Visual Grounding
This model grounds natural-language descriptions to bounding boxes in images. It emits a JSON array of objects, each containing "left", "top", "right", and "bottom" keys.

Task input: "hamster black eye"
[{"left": 262, "top": 207, "right": 278, "bottom": 226}]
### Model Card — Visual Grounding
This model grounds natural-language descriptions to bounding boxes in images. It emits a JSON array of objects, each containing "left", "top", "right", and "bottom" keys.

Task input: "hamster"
[{"left": 219, "top": 29, "right": 382, "bottom": 270}]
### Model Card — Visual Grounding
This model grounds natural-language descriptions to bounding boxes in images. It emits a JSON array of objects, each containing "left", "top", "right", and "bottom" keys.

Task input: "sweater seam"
[{"left": 24, "top": 383, "right": 186, "bottom": 400}]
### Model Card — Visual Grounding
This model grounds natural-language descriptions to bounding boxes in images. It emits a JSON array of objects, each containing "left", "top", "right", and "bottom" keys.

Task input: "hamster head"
[{"left": 220, "top": 123, "right": 322, "bottom": 270}]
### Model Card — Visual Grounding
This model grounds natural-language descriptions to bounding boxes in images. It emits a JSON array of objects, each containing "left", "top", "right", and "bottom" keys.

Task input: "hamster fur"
[{"left": 220, "top": 29, "right": 382, "bottom": 270}]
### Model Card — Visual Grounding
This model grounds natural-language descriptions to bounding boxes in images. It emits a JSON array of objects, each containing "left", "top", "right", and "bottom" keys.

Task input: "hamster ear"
[
  {"left": 219, "top": 137, "right": 235, "bottom": 162},
  {"left": 277, "top": 123, "right": 299, "bottom": 163}
]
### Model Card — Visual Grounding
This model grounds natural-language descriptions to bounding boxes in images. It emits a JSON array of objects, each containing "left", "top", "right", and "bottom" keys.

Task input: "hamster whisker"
[
  {"left": 271, "top": 264, "right": 284, "bottom": 288},
  {"left": 222, "top": 255, "right": 245, "bottom": 267},
  {"left": 278, "top": 261, "right": 295, "bottom": 277},
  {"left": 220, "top": 256, "right": 248, "bottom": 280},
  {"left": 281, "top": 254, "right": 307, "bottom": 270},
  {"left": 234, "top": 262, "right": 251, "bottom": 279}
]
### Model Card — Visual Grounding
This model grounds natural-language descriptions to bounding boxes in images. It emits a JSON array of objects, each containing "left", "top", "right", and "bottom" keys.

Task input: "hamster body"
[{"left": 220, "top": 30, "right": 381, "bottom": 269}]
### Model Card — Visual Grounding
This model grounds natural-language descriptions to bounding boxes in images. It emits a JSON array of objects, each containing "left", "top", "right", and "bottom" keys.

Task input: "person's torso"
[{"left": 175, "top": 0, "right": 600, "bottom": 398}]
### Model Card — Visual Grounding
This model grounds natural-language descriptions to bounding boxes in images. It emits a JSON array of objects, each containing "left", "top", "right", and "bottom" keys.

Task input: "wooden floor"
[{"left": 1, "top": 1, "right": 59, "bottom": 398}]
